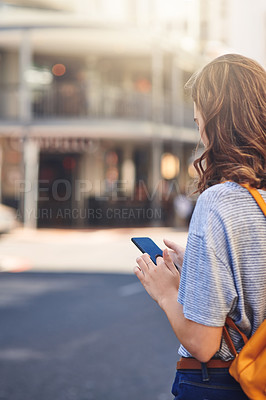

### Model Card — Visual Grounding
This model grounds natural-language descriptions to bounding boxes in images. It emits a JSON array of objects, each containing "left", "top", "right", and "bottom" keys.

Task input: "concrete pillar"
[
  {"left": 151, "top": 42, "right": 163, "bottom": 226},
  {"left": 171, "top": 56, "right": 184, "bottom": 128},
  {"left": 19, "top": 29, "right": 37, "bottom": 228},
  {"left": 23, "top": 139, "right": 39, "bottom": 229},
  {"left": 19, "top": 29, "right": 32, "bottom": 123}
]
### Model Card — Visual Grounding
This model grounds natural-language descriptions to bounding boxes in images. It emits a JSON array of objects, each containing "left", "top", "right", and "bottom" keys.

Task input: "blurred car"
[{"left": 0, "top": 204, "right": 18, "bottom": 234}]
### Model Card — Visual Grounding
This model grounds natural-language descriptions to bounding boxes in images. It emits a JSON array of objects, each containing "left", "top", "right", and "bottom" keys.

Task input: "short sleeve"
[{"left": 178, "top": 195, "right": 238, "bottom": 327}]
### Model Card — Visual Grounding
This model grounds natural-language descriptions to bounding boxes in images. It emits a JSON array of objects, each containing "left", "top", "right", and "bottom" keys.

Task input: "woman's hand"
[
  {"left": 134, "top": 244, "right": 222, "bottom": 362},
  {"left": 134, "top": 249, "right": 180, "bottom": 310},
  {"left": 163, "top": 238, "right": 185, "bottom": 273}
]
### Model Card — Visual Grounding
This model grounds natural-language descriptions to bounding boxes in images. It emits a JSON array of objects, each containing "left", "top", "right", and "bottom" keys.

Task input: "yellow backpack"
[{"left": 223, "top": 184, "right": 266, "bottom": 400}]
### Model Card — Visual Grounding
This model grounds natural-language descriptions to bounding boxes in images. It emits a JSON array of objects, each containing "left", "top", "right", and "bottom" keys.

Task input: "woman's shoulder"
[
  {"left": 196, "top": 182, "right": 242, "bottom": 211},
  {"left": 190, "top": 182, "right": 260, "bottom": 234},
  {"left": 192, "top": 181, "right": 266, "bottom": 232},
  {"left": 198, "top": 181, "right": 266, "bottom": 207}
]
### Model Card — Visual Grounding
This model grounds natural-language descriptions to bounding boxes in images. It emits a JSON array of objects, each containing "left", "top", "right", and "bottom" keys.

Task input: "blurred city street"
[
  {"left": 0, "top": 0, "right": 264, "bottom": 398},
  {"left": 0, "top": 227, "right": 188, "bottom": 273},
  {"left": 0, "top": 227, "right": 187, "bottom": 400}
]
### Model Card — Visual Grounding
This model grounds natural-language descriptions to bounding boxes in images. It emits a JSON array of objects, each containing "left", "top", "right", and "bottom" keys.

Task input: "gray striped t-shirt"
[{"left": 178, "top": 181, "right": 266, "bottom": 361}]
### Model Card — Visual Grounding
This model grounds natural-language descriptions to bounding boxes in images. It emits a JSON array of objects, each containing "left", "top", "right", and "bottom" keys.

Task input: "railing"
[
  {"left": 32, "top": 84, "right": 154, "bottom": 120},
  {"left": 0, "top": 83, "right": 194, "bottom": 127}
]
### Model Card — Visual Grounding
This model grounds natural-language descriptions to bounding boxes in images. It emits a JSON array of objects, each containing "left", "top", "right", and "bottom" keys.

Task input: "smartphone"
[
  {"left": 131, "top": 237, "right": 163, "bottom": 265},
  {"left": 131, "top": 237, "right": 180, "bottom": 271}
]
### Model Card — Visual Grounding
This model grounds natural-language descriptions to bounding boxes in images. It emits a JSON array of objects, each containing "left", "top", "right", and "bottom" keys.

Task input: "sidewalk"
[{"left": 0, "top": 227, "right": 188, "bottom": 273}]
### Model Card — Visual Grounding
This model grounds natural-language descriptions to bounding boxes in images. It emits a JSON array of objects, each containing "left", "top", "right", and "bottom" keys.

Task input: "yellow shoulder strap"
[{"left": 240, "top": 184, "right": 266, "bottom": 217}]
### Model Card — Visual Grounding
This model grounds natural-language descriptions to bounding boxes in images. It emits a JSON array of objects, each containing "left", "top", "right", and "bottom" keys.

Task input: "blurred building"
[{"left": 0, "top": 0, "right": 264, "bottom": 229}]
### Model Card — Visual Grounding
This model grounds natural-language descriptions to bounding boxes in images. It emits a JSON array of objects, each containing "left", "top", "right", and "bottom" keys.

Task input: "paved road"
[{"left": 0, "top": 271, "right": 180, "bottom": 400}]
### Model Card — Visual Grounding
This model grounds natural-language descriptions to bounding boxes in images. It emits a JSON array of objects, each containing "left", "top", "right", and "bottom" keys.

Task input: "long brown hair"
[{"left": 186, "top": 53, "right": 266, "bottom": 193}]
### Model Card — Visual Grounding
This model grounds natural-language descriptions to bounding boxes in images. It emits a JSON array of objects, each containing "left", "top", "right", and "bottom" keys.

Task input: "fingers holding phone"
[
  {"left": 134, "top": 250, "right": 180, "bottom": 307},
  {"left": 163, "top": 238, "right": 185, "bottom": 272}
]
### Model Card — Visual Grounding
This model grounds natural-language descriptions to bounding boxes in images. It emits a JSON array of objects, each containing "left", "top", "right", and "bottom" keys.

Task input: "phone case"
[{"left": 131, "top": 237, "right": 163, "bottom": 264}]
